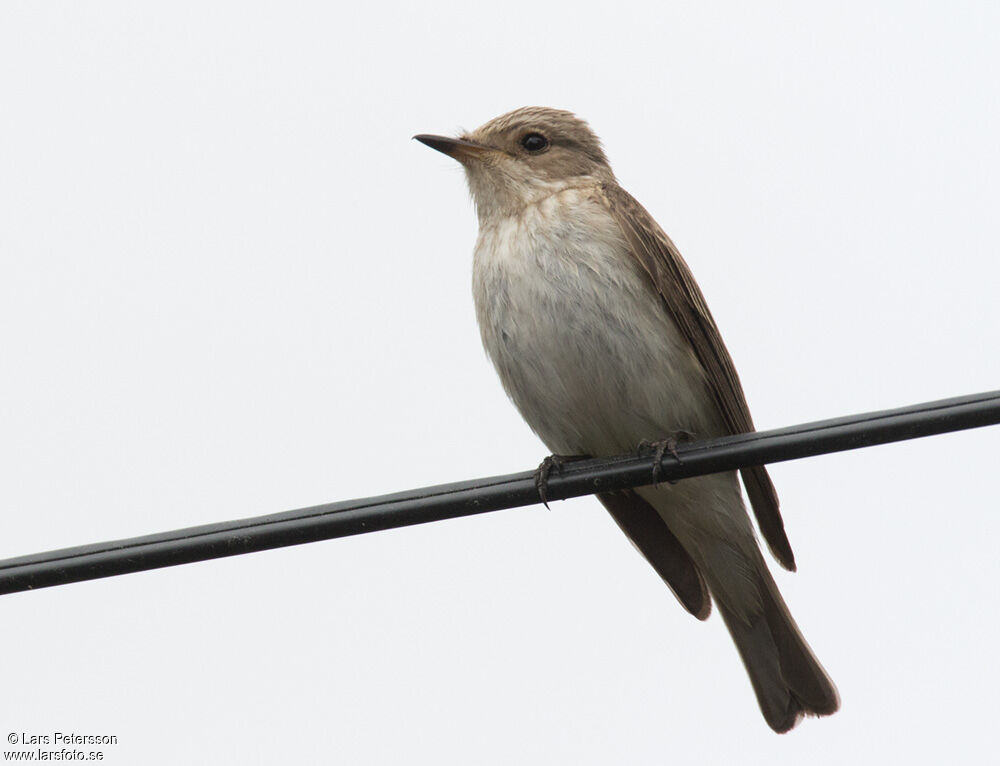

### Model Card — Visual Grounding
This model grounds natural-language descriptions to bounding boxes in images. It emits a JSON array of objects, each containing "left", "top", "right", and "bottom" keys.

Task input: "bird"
[{"left": 414, "top": 107, "right": 839, "bottom": 732}]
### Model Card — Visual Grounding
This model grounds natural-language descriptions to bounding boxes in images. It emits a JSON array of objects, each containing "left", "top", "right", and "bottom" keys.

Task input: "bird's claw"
[
  {"left": 639, "top": 431, "right": 695, "bottom": 485},
  {"left": 534, "top": 454, "right": 586, "bottom": 509}
]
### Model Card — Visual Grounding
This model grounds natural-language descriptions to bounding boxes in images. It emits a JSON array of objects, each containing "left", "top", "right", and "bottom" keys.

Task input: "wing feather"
[
  {"left": 598, "top": 491, "right": 711, "bottom": 619},
  {"left": 600, "top": 183, "right": 796, "bottom": 571}
]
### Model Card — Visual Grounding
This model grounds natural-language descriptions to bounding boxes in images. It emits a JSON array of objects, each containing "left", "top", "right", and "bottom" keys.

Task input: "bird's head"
[{"left": 415, "top": 106, "right": 614, "bottom": 222}]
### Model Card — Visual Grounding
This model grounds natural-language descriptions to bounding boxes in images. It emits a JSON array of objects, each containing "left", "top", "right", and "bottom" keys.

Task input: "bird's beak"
[{"left": 413, "top": 134, "right": 494, "bottom": 164}]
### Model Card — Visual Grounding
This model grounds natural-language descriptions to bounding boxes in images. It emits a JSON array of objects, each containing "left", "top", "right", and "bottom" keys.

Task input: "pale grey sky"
[{"left": 1, "top": 2, "right": 998, "bottom": 763}]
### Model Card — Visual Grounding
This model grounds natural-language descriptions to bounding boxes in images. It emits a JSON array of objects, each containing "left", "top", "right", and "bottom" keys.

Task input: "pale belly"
[{"left": 472, "top": 190, "right": 721, "bottom": 457}]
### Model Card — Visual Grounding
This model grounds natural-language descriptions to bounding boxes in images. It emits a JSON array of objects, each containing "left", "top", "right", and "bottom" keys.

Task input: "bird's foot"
[
  {"left": 534, "top": 453, "right": 588, "bottom": 509},
  {"left": 637, "top": 431, "right": 695, "bottom": 485}
]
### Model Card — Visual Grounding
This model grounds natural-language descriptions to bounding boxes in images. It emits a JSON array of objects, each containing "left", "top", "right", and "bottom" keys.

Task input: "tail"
[
  {"left": 633, "top": 478, "right": 838, "bottom": 732},
  {"left": 710, "top": 550, "right": 840, "bottom": 733}
]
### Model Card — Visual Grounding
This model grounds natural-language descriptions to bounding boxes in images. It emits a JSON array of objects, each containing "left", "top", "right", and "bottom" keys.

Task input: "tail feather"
[
  {"left": 633, "top": 478, "right": 838, "bottom": 732},
  {"left": 758, "top": 572, "right": 840, "bottom": 718},
  {"left": 713, "top": 561, "right": 840, "bottom": 733}
]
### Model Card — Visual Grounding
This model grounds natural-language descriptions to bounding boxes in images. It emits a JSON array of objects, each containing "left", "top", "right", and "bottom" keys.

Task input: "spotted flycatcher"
[{"left": 415, "top": 107, "right": 838, "bottom": 732}]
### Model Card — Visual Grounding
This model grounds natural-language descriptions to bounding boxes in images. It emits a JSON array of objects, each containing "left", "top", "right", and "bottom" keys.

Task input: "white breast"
[{"left": 472, "top": 187, "right": 715, "bottom": 456}]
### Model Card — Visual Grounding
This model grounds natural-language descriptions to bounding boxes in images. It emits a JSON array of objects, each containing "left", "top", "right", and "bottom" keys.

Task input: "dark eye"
[{"left": 520, "top": 133, "right": 549, "bottom": 153}]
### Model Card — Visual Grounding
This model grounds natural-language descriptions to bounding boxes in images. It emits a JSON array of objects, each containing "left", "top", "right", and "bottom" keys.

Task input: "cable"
[{"left": 1, "top": 389, "right": 998, "bottom": 596}]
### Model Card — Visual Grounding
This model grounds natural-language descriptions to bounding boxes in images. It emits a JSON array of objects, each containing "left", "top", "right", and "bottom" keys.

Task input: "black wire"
[{"left": 2, "top": 389, "right": 999, "bottom": 596}]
